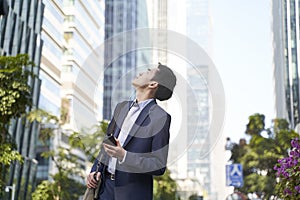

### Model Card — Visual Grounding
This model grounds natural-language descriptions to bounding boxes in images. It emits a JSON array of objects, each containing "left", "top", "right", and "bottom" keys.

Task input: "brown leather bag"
[{"left": 82, "top": 167, "right": 102, "bottom": 200}]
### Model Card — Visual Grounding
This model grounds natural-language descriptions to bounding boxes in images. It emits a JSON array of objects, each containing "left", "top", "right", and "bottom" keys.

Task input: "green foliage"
[
  {"left": 32, "top": 175, "right": 86, "bottom": 200},
  {"left": 0, "top": 54, "right": 35, "bottom": 195},
  {"left": 27, "top": 109, "right": 60, "bottom": 143},
  {"left": 0, "top": 142, "right": 23, "bottom": 188},
  {"left": 154, "top": 169, "right": 179, "bottom": 200},
  {"left": 245, "top": 113, "right": 265, "bottom": 136},
  {"left": 27, "top": 108, "right": 59, "bottom": 124},
  {"left": 230, "top": 114, "right": 298, "bottom": 199},
  {"left": 31, "top": 181, "right": 53, "bottom": 200},
  {"left": 30, "top": 108, "right": 109, "bottom": 199},
  {"left": 0, "top": 143, "right": 23, "bottom": 165},
  {"left": 70, "top": 121, "right": 108, "bottom": 162},
  {"left": 230, "top": 139, "right": 248, "bottom": 164},
  {"left": 31, "top": 149, "right": 86, "bottom": 200},
  {"left": 0, "top": 54, "right": 35, "bottom": 124}
]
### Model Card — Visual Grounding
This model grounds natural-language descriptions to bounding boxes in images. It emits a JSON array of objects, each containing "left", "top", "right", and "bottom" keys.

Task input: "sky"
[{"left": 210, "top": 0, "right": 275, "bottom": 143}]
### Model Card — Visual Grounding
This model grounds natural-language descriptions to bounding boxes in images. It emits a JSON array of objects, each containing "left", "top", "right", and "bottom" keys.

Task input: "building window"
[
  {"left": 63, "top": 0, "right": 75, "bottom": 6},
  {"left": 64, "top": 15, "right": 74, "bottom": 22},
  {"left": 61, "top": 132, "right": 69, "bottom": 144},
  {"left": 64, "top": 32, "right": 73, "bottom": 43},
  {"left": 62, "top": 65, "right": 73, "bottom": 72}
]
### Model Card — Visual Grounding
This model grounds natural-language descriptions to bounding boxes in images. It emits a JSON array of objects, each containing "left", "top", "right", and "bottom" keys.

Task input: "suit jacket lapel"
[{"left": 122, "top": 100, "right": 157, "bottom": 147}]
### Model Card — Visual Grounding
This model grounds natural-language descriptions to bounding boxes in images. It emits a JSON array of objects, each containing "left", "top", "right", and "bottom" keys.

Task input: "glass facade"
[
  {"left": 0, "top": 0, "right": 44, "bottom": 199},
  {"left": 183, "top": 64, "right": 211, "bottom": 199},
  {"left": 37, "top": 0, "right": 64, "bottom": 184},
  {"left": 186, "top": 0, "right": 211, "bottom": 53},
  {"left": 145, "top": 0, "right": 168, "bottom": 64},
  {"left": 103, "top": 0, "right": 149, "bottom": 120},
  {"left": 186, "top": 0, "right": 212, "bottom": 198},
  {"left": 37, "top": 0, "right": 105, "bottom": 185},
  {"left": 273, "top": 0, "right": 300, "bottom": 129}
]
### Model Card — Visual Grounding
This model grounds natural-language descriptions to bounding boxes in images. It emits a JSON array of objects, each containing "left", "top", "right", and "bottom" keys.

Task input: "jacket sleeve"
[
  {"left": 90, "top": 101, "right": 128, "bottom": 173},
  {"left": 118, "top": 113, "right": 171, "bottom": 175}
]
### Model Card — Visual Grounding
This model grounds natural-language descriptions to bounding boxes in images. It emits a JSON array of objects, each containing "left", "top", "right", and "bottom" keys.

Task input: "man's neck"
[{"left": 135, "top": 90, "right": 154, "bottom": 102}]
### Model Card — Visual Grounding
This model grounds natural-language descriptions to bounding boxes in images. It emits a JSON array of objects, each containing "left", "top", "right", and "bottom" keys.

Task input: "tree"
[
  {"left": 29, "top": 108, "right": 108, "bottom": 199},
  {"left": 69, "top": 121, "right": 108, "bottom": 162},
  {"left": 230, "top": 113, "right": 298, "bottom": 199},
  {"left": 153, "top": 169, "right": 179, "bottom": 200},
  {"left": 0, "top": 54, "right": 35, "bottom": 194}
]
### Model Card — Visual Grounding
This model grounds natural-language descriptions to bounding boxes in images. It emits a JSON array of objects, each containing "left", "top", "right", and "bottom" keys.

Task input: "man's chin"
[{"left": 132, "top": 81, "right": 138, "bottom": 87}]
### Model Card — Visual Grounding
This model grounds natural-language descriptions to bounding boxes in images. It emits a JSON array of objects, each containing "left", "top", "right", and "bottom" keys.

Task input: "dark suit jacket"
[{"left": 91, "top": 100, "right": 171, "bottom": 200}]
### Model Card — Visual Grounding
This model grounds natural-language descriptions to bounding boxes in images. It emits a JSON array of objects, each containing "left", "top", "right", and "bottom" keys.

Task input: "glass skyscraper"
[
  {"left": 146, "top": 0, "right": 168, "bottom": 64},
  {"left": 36, "top": 0, "right": 64, "bottom": 183},
  {"left": 103, "top": 0, "right": 149, "bottom": 120},
  {"left": 0, "top": 0, "right": 44, "bottom": 199},
  {"left": 186, "top": 0, "right": 213, "bottom": 199},
  {"left": 273, "top": 0, "right": 300, "bottom": 130}
]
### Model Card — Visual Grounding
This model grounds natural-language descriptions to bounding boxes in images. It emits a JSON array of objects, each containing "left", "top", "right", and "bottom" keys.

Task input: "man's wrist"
[{"left": 118, "top": 150, "right": 127, "bottom": 164}]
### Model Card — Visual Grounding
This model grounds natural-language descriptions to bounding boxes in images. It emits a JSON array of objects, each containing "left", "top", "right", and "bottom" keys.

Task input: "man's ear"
[{"left": 148, "top": 81, "right": 158, "bottom": 89}]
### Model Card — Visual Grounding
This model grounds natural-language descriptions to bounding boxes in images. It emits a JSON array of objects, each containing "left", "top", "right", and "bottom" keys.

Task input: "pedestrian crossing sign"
[{"left": 226, "top": 164, "right": 243, "bottom": 187}]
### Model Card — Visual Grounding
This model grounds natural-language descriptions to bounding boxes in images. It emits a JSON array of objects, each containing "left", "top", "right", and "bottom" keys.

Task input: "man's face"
[{"left": 132, "top": 68, "right": 159, "bottom": 88}]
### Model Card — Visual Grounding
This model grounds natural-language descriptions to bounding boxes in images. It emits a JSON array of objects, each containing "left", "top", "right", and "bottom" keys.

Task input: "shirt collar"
[{"left": 131, "top": 98, "right": 154, "bottom": 110}]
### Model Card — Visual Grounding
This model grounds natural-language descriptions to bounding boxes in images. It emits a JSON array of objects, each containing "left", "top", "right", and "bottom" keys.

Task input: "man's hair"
[{"left": 152, "top": 63, "right": 177, "bottom": 101}]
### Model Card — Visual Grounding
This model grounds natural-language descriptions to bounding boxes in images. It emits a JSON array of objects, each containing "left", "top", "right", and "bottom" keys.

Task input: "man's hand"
[
  {"left": 103, "top": 139, "right": 126, "bottom": 161},
  {"left": 86, "top": 172, "right": 101, "bottom": 188}
]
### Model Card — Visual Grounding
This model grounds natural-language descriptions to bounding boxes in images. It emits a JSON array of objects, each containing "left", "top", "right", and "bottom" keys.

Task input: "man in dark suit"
[{"left": 86, "top": 63, "right": 176, "bottom": 200}]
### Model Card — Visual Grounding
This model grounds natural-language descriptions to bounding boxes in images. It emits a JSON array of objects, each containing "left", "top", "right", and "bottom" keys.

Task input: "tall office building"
[
  {"left": 146, "top": 0, "right": 168, "bottom": 64},
  {"left": 186, "top": 0, "right": 212, "bottom": 197},
  {"left": 103, "top": 0, "right": 149, "bottom": 120},
  {"left": 61, "top": 0, "right": 104, "bottom": 131},
  {"left": 186, "top": 1, "right": 213, "bottom": 198},
  {"left": 186, "top": 0, "right": 212, "bottom": 53},
  {"left": 36, "top": 0, "right": 105, "bottom": 184},
  {"left": 186, "top": 1, "right": 230, "bottom": 199},
  {"left": 0, "top": 0, "right": 44, "bottom": 199},
  {"left": 165, "top": 0, "right": 214, "bottom": 199},
  {"left": 36, "top": 0, "right": 64, "bottom": 182},
  {"left": 165, "top": 0, "right": 228, "bottom": 199},
  {"left": 272, "top": 0, "right": 300, "bottom": 130}
]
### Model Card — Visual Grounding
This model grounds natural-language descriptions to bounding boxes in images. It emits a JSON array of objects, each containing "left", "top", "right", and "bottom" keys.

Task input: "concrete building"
[{"left": 36, "top": 0, "right": 105, "bottom": 185}]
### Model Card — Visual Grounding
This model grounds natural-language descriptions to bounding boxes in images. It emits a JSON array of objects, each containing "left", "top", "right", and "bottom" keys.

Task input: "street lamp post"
[{"left": 5, "top": 183, "right": 15, "bottom": 200}]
